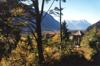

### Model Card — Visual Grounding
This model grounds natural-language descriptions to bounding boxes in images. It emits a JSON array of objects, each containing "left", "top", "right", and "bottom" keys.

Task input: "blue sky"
[
  {"left": 21, "top": 0, "right": 100, "bottom": 24},
  {"left": 43, "top": 0, "right": 100, "bottom": 24},
  {"left": 62, "top": 0, "right": 100, "bottom": 24}
]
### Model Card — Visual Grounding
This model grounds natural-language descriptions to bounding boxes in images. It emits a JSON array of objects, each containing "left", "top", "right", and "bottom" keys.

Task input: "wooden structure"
[{"left": 72, "top": 31, "right": 84, "bottom": 47}]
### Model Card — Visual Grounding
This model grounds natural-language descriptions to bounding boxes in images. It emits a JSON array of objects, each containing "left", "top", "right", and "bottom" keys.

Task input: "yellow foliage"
[
  {"left": 79, "top": 27, "right": 97, "bottom": 60},
  {"left": 26, "top": 53, "right": 36, "bottom": 63},
  {"left": 78, "top": 47, "right": 94, "bottom": 60},
  {"left": 52, "top": 34, "right": 60, "bottom": 43},
  {"left": 11, "top": 5, "right": 25, "bottom": 16},
  {"left": 44, "top": 46, "right": 61, "bottom": 61},
  {"left": 0, "top": 35, "right": 38, "bottom": 66},
  {"left": 51, "top": 52, "right": 61, "bottom": 60},
  {"left": 80, "top": 27, "right": 96, "bottom": 47},
  {"left": 44, "top": 46, "right": 53, "bottom": 56}
]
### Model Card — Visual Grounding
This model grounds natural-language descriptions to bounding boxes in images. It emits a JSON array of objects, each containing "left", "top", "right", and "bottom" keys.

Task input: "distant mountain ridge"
[
  {"left": 13, "top": 12, "right": 60, "bottom": 32},
  {"left": 66, "top": 20, "right": 91, "bottom": 30},
  {"left": 87, "top": 20, "right": 100, "bottom": 30},
  {"left": 13, "top": 12, "right": 91, "bottom": 32},
  {"left": 87, "top": 20, "right": 100, "bottom": 35},
  {"left": 41, "top": 13, "right": 60, "bottom": 32}
]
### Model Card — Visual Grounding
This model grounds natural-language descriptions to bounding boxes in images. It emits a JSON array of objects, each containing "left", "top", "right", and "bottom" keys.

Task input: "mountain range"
[
  {"left": 66, "top": 20, "right": 91, "bottom": 31},
  {"left": 87, "top": 20, "right": 100, "bottom": 30},
  {"left": 13, "top": 13, "right": 60, "bottom": 32},
  {"left": 41, "top": 13, "right": 91, "bottom": 31},
  {"left": 87, "top": 20, "right": 100, "bottom": 35},
  {"left": 13, "top": 13, "right": 91, "bottom": 32},
  {"left": 41, "top": 13, "right": 60, "bottom": 32}
]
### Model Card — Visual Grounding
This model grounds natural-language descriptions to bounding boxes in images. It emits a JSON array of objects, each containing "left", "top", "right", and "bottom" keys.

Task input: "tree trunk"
[
  {"left": 36, "top": 15, "right": 45, "bottom": 64},
  {"left": 59, "top": 0, "right": 62, "bottom": 42},
  {"left": 34, "top": 0, "right": 45, "bottom": 64},
  {"left": 32, "top": 0, "right": 44, "bottom": 64}
]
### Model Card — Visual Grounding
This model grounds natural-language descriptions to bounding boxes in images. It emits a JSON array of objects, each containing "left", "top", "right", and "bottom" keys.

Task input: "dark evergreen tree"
[{"left": 62, "top": 20, "right": 70, "bottom": 40}]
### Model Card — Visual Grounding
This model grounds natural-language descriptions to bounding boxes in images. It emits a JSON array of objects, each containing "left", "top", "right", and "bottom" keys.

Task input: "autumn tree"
[
  {"left": 0, "top": 0, "right": 67, "bottom": 64},
  {"left": 17, "top": 0, "right": 66, "bottom": 64},
  {"left": 80, "top": 27, "right": 97, "bottom": 60},
  {"left": 0, "top": 0, "right": 23, "bottom": 60},
  {"left": 62, "top": 20, "right": 69, "bottom": 40}
]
